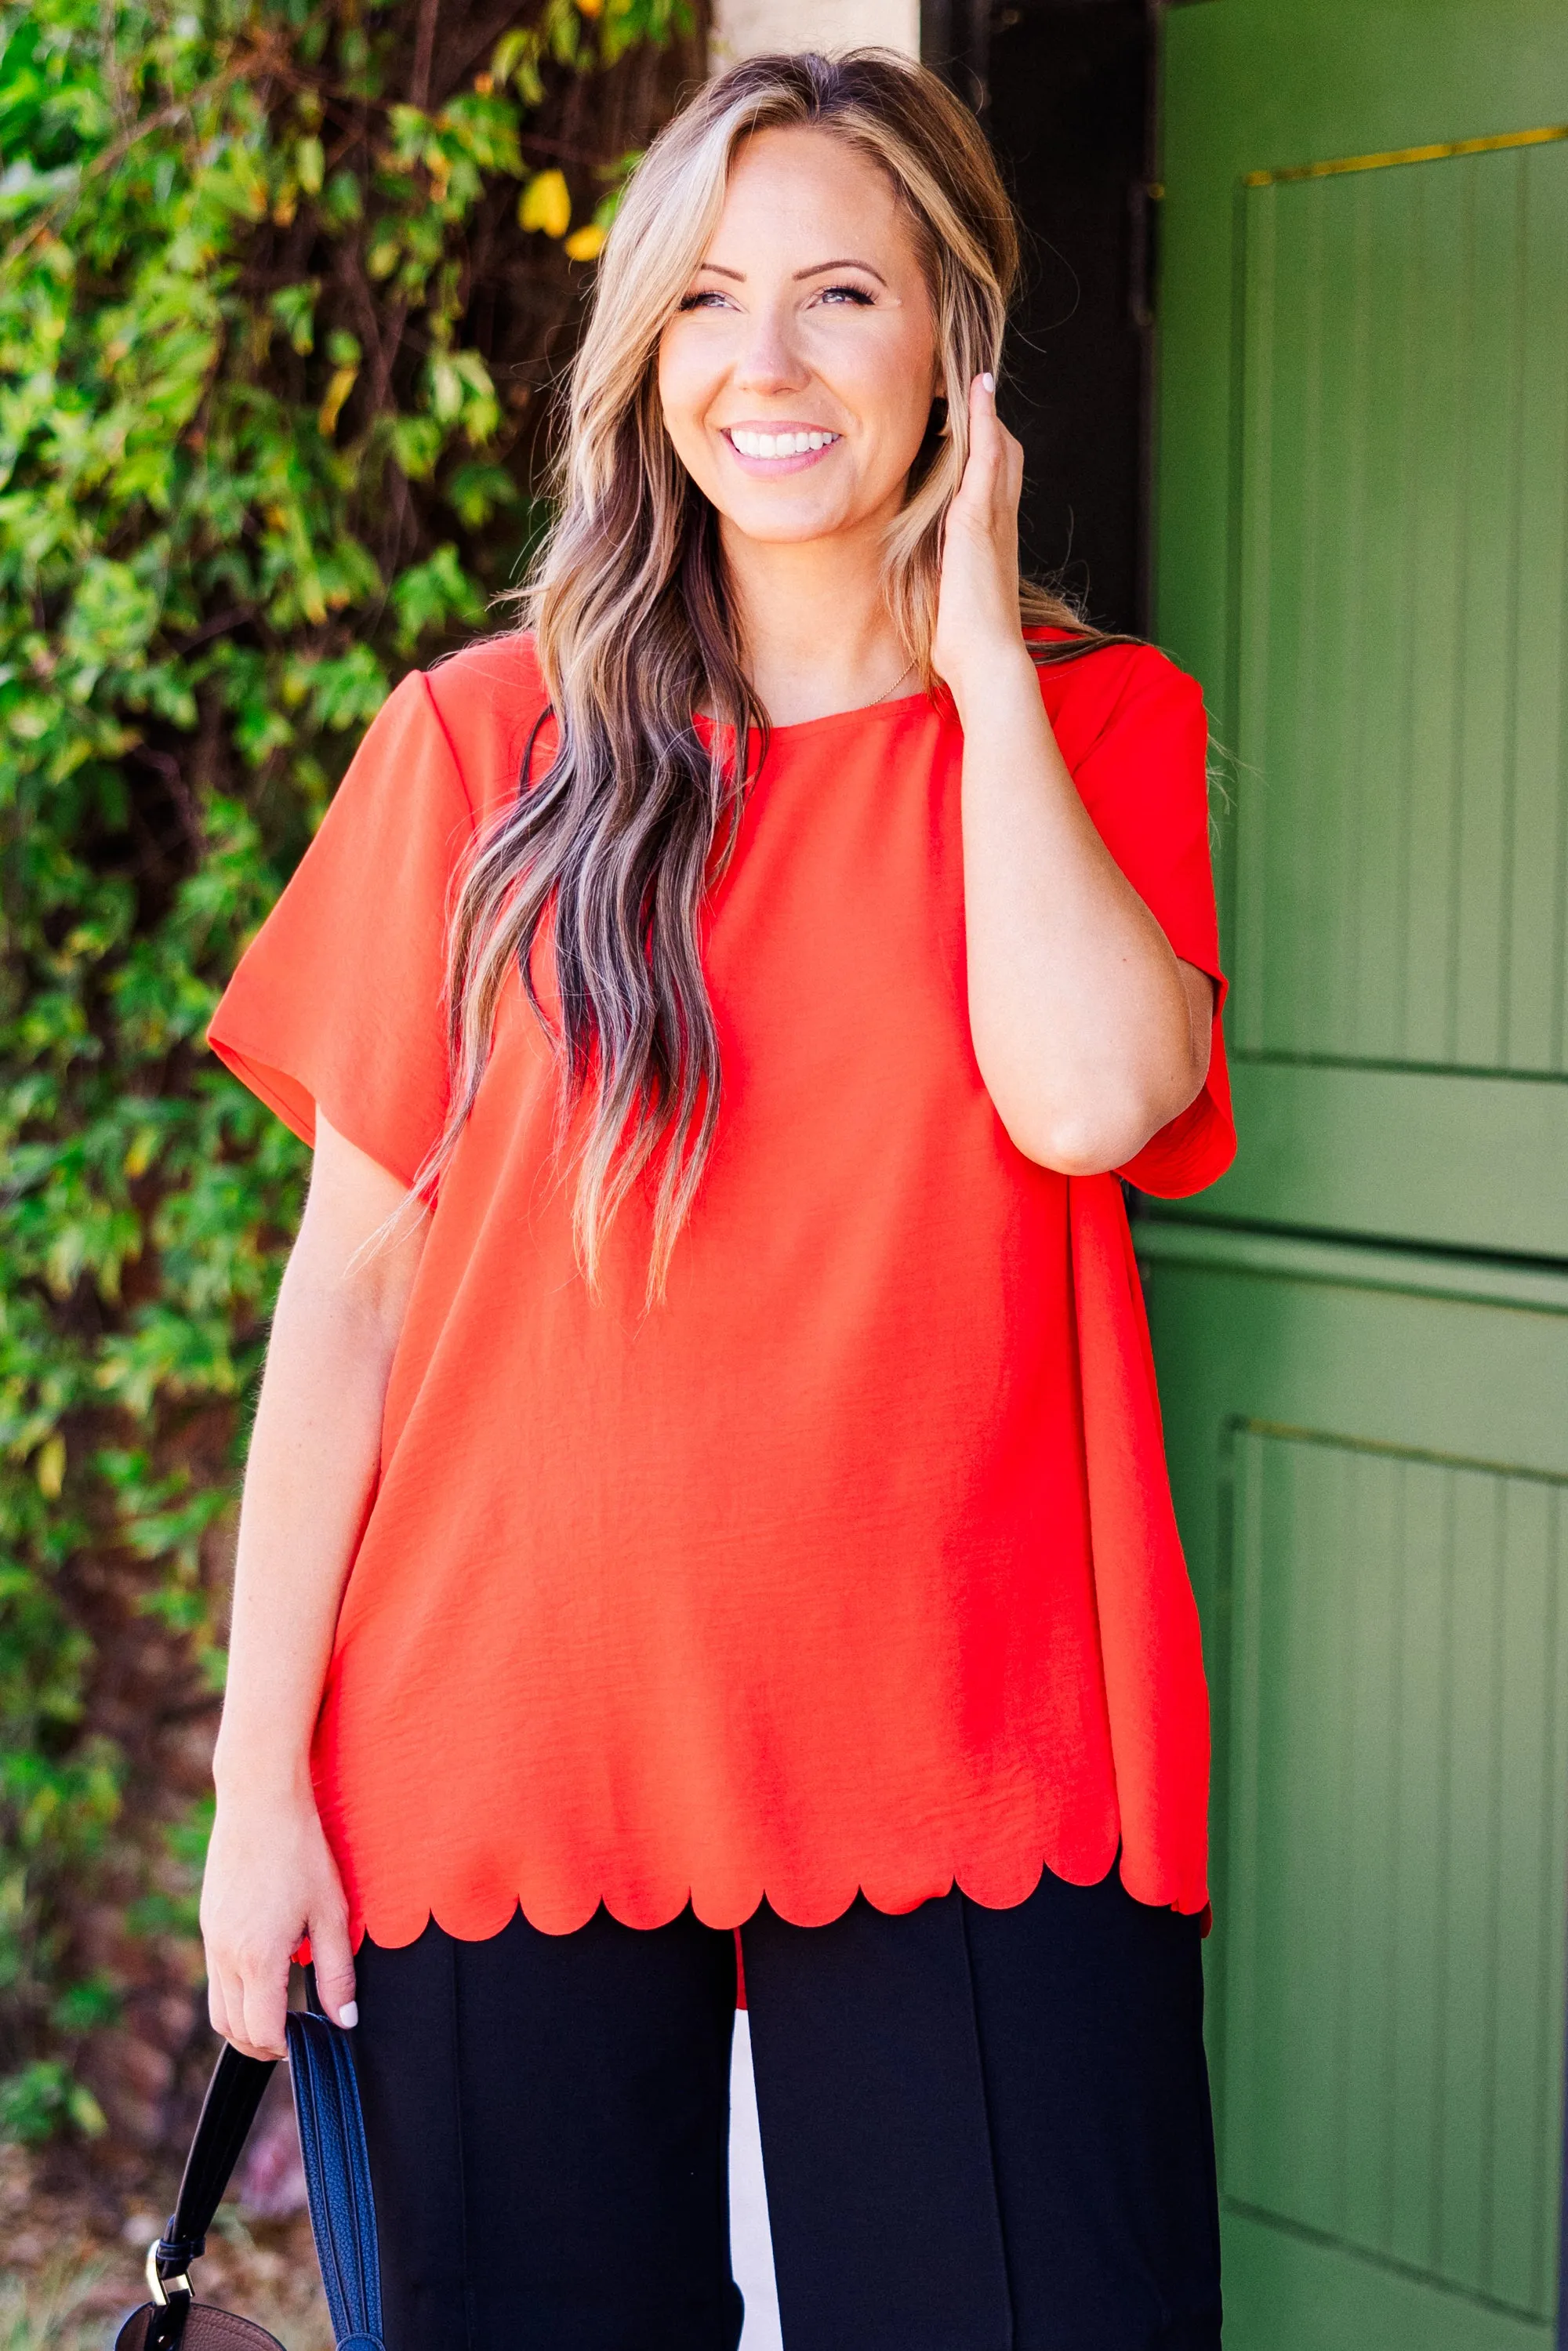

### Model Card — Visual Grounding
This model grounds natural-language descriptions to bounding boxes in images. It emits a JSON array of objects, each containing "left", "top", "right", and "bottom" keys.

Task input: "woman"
[{"left": 201, "top": 47, "right": 1231, "bottom": 2351}]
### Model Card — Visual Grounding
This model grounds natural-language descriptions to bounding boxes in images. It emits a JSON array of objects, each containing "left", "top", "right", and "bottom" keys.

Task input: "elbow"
[
  {"left": 988, "top": 1060, "right": 1209, "bottom": 1178},
  {"left": 971, "top": 978, "right": 1214, "bottom": 1177},
  {"left": 993, "top": 1100, "right": 1146, "bottom": 1177}
]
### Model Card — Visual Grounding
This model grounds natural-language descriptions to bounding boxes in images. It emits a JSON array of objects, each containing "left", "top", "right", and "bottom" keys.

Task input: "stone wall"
[{"left": 709, "top": 0, "right": 919, "bottom": 70}]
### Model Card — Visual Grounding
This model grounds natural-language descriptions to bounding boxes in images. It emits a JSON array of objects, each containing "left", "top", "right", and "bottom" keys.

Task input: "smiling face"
[{"left": 656, "top": 125, "right": 941, "bottom": 552}]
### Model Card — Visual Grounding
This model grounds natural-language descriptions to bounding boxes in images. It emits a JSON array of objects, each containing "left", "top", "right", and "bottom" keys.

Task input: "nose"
[{"left": 731, "top": 299, "right": 809, "bottom": 397}]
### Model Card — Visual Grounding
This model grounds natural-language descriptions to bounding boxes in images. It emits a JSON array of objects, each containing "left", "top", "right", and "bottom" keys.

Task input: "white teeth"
[{"left": 728, "top": 427, "right": 837, "bottom": 459}]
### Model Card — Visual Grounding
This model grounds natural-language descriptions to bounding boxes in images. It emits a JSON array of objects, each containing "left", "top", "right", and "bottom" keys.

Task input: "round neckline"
[{"left": 694, "top": 688, "right": 935, "bottom": 745}]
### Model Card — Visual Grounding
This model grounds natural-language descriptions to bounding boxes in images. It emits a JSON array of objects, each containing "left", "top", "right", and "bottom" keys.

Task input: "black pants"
[{"left": 351, "top": 1864, "right": 1222, "bottom": 2351}]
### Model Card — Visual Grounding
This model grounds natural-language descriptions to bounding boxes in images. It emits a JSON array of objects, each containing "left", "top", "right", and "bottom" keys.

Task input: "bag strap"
[
  {"left": 152, "top": 2044, "right": 278, "bottom": 2288},
  {"left": 145, "top": 2017, "right": 383, "bottom": 2351},
  {"left": 285, "top": 2010, "right": 385, "bottom": 2351}
]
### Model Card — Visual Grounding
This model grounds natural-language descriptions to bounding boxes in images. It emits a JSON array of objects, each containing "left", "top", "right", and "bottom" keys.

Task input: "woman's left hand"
[{"left": 931, "top": 372, "right": 1030, "bottom": 712}]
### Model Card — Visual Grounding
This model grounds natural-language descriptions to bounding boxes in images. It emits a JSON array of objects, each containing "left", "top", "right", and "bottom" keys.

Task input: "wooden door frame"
[{"left": 919, "top": 0, "right": 990, "bottom": 110}]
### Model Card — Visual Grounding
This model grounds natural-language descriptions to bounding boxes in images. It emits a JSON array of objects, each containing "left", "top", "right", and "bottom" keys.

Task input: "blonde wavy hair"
[{"left": 431, "top": 48, "right": 1110, "bottom": 1294}]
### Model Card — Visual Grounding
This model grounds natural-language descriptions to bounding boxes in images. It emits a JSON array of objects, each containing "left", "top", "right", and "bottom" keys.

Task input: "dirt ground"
[{"left": 0, "top": 2142, "right": 332, "bottom": 2351}]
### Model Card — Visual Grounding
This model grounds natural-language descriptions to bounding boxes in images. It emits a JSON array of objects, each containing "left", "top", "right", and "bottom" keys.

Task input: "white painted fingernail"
[
  {"left": 981, "top": 372, "right": 996, "bottom": 393},
  {"left": 337, "top": 2002, "right": 358, "bottom": 2028}
]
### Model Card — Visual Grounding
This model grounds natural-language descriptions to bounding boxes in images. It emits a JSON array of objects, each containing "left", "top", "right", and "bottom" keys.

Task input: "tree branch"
[{"left": 408, "top": 0, "right": 442, "bottom": 109}]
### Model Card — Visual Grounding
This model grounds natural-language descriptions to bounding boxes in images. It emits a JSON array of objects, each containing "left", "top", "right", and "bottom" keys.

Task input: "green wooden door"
[
  {"left": 1143, "top": 1228, "right": 1568, "bottom": 2349},
  {"left": 1148, "top": 4, "right": 1568, "bottom": 2345}
]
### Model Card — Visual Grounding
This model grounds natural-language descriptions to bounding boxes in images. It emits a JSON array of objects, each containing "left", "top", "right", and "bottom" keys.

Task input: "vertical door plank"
[
  {"left": 1507, "top": 150, "right": 1568, "bottom": 1075},
  {"left": 1217, "top": 1418, "right": 1565, "bottom": 2318},
  {"left": 1490, "top": 1481, "right": 1565, "bottom": 2313},
  {"left": 1389, "top": 1453, "right": 1451, "bottom": 2278}
]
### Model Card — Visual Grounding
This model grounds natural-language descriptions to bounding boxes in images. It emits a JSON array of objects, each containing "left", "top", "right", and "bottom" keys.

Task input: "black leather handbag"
[{"left": 114, "top": 2011, "right": 384, "bottom": 2351}]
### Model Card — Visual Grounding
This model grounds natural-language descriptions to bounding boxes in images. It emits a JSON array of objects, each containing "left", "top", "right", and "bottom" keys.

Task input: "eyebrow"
[
  {"left": 692, "top": 257, "right": 889, "bottom": 287},
  {"left": 795, "top": 258, "right": 887, "bottom": 284}
]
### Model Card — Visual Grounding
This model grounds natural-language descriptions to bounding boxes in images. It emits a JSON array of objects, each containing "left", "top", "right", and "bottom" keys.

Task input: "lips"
[{"left": 719, "top": 423, "right": 842, "bottom": 478}]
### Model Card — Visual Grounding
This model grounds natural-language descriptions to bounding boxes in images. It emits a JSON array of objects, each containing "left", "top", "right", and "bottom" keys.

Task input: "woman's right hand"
[{"left": 200, "top": 1787, "right": 359, "bottom": 2060}]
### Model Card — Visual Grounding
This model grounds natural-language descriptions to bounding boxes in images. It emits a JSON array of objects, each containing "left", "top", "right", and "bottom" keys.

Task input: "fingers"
[
  {"left": 200, "top": 1797, "right": 357, "bottom": 2059},
  {"left": 201, "top": 1893, "right": 290, "bottom": 2058},
  {"left": 206, "top": 1920, "right": 354, "bottom": 2060},
  {"left": 960, "top": 370, "right": 1000, "bottom": 485},
  {"left": 208, "top": 1965, "right": 234, "bottom": 2046},
  {"left": 956, "top": 372, "right": 1021, "bottom": 515},
  {"left": 208, "top": 1953, "right": 286, "bottom": 2063},
  {"left": 238, "top": 1949, "right": 291, "bottom": 2062},
  {"left": 309, "top": 1903, "right": 359, "bottom": 2030}
]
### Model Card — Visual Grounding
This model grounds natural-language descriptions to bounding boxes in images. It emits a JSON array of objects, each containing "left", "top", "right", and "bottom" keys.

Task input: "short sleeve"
[
  {"left": 208, "top": 672, "right": 475, "bottom": 1186},
  {"left": 1068, "top": 650, "right": 1236, "bottom": 1198}
]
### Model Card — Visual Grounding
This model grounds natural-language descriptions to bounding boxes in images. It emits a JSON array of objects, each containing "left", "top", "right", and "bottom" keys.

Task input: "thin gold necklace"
[{"left": 868, "top": 658, "right": 916, "bottom": 706}]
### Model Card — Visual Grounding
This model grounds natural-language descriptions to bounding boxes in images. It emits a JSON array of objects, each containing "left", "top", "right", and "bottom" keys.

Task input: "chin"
[{"left": 717, "top": 494, "right": 856, "bottom": 544}]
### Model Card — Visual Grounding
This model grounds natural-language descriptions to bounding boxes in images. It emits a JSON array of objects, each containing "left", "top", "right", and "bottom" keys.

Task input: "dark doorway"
[{"left": 924, "top": 1, "right": 1156, "bottom": 635}]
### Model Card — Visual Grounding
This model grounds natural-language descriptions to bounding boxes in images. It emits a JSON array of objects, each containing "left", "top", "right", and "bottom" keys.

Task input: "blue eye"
[
  {"left": 820, "top": 284, "right": 876, "bottom": 306},
  {"left": 677, "top": 290, "right": 729, "bottom": 312}
]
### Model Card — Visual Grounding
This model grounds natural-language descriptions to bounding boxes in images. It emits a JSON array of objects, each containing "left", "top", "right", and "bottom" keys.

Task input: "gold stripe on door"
[{"left": 1243, "top": 120, "right": 1568, "bottom": 188}]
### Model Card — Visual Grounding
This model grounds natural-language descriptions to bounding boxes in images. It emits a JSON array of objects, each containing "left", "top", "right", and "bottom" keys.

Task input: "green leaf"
[
  {"left": 389, "top": 542, "right": 485, "bottom": 653},
  {"left": 445, "top": 460, "right": 521, "bottom": 529},
  {"left": 270, "top": 279, "right": 319, "bottom": 356},
  {"left": 321, "top": 168, "right": 363, "bottom": 227},
  {"left": 491, "top": 27, "right": 537, "bottom": 86},
  {"left": 49, "top": 1973, "right": 121, "bottom": 2032},
  {"left": 391, "top": 412, "right": 442, "bottom": 479},
  {"left": 0, "top": 2058, "right": 104, "bottom": 2142}
]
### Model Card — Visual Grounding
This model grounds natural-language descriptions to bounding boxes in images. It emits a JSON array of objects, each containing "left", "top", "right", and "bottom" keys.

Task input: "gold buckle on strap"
[{"left": 145, "top": 2242, "right": 192, "bottom": 2307}]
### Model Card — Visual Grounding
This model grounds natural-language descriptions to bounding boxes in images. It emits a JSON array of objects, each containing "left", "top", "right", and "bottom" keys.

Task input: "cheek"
[
  {"left": 656, "top": 336, "right": 713, "bottom": 463},
  {"left": 852, "top": 342, "right": 939, "bottom": 479},
  {"left": 832, "top": 310, "right": 938, "bottom": 446}
]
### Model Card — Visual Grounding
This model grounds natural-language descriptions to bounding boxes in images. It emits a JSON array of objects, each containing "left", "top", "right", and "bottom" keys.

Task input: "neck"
[{"left": 719, "top": 510, "right": 913, "bottom": 727}]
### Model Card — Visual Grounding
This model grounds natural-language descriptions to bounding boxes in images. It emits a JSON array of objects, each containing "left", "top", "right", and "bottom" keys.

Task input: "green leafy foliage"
[
  {"left": 0, "top": 0, "right": 694, "bottom": 2149},
  {"left": 0, "top": 2055, "right": 108, "bottom": 2142}
]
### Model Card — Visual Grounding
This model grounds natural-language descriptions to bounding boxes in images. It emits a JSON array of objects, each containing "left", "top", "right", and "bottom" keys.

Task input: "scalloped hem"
[{"left": 343, "top": 1838, "right": 1210, "bottom": 1953}]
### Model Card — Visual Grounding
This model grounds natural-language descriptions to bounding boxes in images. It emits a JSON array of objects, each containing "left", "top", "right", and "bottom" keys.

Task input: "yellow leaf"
[
  {"left": 296, "top": 134, "right": 325, "bottom": 196},
  {"left": 564, "top": 223, "right": 606, "bottom": 262},
  {"left": 519, "top": 169, "right": 571, "bottom": 238},
  {"left": 122, "top": 1127, "right": 158, "bottom": 1178},
  {"left": 67, "top": 2084, "right": 108, "bottom": 2138},
  {"left": 577, "top": 0, "right": 604, "bottom": 14},
  {"left": 36, "top": 1435, "right": 65, "bottom": 1499},
  {"left": 318, "top": 365, "right": 359, "bottom": 438}
]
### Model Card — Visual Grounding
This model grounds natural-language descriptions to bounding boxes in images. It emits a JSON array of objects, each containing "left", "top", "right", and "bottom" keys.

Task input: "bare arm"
[
  {"left": 934, "top": 375, "right": 1214, "bottom": 1174},
  {"left": 201, "top": 1112, "right": 426, "bottom": 2059}
]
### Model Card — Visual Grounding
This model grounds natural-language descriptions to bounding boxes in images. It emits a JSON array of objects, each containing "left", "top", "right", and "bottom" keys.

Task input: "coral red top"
[{"left": 208, "top": 629, "right": 1233, "bottom": 1946}]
